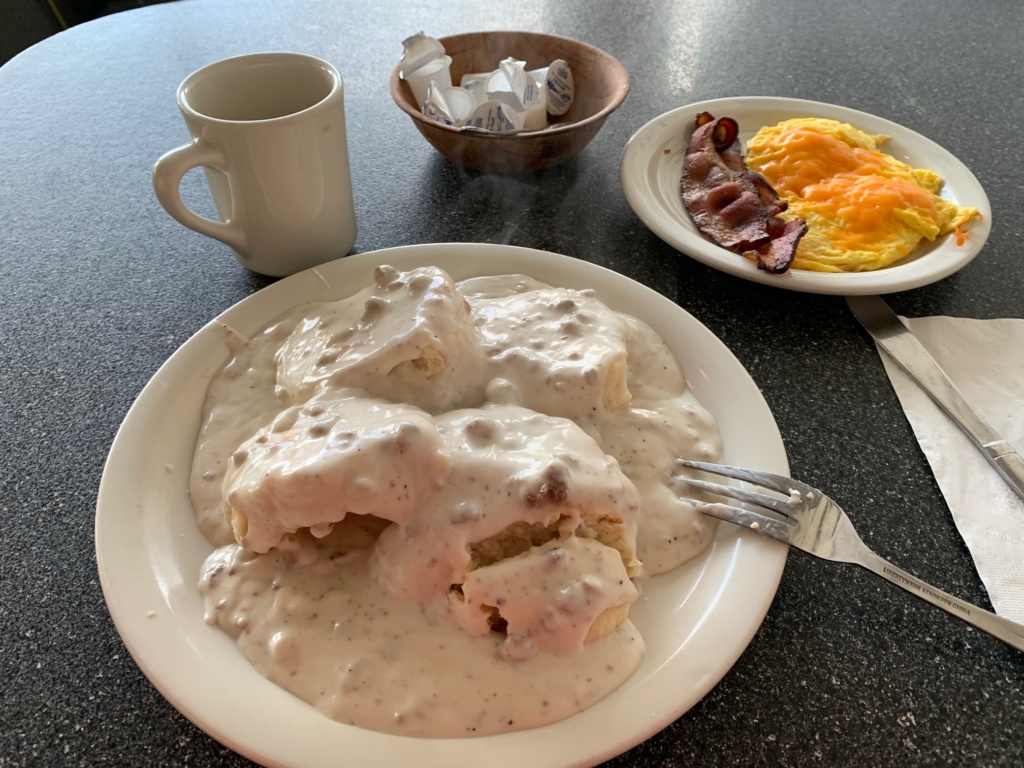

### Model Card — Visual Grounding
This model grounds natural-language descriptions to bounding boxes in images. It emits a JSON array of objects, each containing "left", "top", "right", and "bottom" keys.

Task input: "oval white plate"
[
  {"left": 620, "top": 96, "right": 992, "bottom": 295},
  {"left": 96, "top": 243, "right": 788, "bottom": 768}
]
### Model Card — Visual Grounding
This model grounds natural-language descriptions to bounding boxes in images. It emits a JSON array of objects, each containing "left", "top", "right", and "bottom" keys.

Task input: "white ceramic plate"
[
  {"left": 96, "top": 243, "right": 788, "bottom": 768},
  {"left": 620, "top": 96, "right": 992, "bottom": 295}
]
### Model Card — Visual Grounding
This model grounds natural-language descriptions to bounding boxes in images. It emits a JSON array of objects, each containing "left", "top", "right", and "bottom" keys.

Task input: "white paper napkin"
[{"left": 875, "top": 316, "right": 1024, "bottom": 622}]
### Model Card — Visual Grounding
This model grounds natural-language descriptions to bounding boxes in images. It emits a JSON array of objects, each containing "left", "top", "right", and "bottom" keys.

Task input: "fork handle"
[{"left": 859, "top": 550, "right": 1024, "bottom": 653}]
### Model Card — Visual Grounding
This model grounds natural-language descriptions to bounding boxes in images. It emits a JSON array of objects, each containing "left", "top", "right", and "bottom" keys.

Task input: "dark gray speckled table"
[{"left": 2, "top": 0, "right": 1022, "bottom": 765}]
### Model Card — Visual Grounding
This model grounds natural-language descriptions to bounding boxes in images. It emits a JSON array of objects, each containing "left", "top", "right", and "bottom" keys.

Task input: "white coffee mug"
[{"left": 152, "top": 52, "right": 357, "bottom": 277}]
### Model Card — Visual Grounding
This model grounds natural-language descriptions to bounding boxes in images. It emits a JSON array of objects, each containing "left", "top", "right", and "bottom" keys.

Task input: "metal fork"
[{"left": 678, "top": 459, "right": 1024, "bottom": 653}]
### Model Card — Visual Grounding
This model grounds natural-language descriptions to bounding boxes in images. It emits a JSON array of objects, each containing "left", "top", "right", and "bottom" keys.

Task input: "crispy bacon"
[{"left": 681, "top": 113, "right": 806, "bottom": 273}]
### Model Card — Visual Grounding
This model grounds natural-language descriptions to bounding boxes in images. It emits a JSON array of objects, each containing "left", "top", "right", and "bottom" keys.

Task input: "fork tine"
[
  {"left": 694, "top": 501, "right": 793, "bottom": 543},
  {"left": 685, "top": 477, "right": 796, "bottom": 516},
  {"left": 677, "top": 458, "right": 814, "bottom": 498}
]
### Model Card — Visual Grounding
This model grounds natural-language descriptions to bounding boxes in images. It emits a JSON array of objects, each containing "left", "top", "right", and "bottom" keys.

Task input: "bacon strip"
[{"left": 681, "top": 112, "right": 806, "bottom": 274}]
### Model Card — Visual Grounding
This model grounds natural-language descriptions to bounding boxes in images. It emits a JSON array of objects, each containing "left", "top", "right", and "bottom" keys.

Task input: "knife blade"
[{"left": 847, "top": 294, "right": 1024, "bottom": 505}]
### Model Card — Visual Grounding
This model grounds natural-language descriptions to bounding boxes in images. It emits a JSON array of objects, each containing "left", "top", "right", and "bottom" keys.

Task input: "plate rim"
[
  {"left": 620, "top": 95, "right": 993, "bottom": 295},
  {"left": 96, "top": 242, "right": 789, "bottom": 768}
]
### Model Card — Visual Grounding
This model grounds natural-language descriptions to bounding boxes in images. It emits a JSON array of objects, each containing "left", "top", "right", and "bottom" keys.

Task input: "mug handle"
[{"left": 152, "top": 139, "right": 247, "bottom": 253}]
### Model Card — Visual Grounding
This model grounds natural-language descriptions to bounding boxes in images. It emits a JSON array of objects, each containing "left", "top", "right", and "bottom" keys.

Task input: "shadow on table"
[{"left": 1, "top": 0, "right": 176, "bottom": 68}]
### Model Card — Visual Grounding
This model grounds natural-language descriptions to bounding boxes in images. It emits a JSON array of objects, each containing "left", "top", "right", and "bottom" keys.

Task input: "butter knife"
[{"left": 847, "top": 294, "right": 1024, "bottom": 505}]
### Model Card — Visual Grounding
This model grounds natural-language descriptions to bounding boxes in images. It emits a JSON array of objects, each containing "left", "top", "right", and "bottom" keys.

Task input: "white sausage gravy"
[{"left": 191, "top": 266, "right": 722, "bottom": 738}]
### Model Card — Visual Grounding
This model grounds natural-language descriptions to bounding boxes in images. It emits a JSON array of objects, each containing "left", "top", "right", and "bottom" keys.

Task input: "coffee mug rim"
[{"left": 176, "top": 51, "right": 343, "bottom": 126}]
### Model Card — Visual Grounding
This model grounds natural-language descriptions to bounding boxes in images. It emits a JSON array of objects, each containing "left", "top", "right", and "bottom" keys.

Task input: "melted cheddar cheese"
[{"left": 746, "top": 118, "right": 978, "bottom": 272}]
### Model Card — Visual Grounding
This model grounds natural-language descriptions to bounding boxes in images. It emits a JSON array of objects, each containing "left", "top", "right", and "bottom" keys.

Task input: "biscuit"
[
  {"left": 466, "top": 284, "right": 633, "bottom": 420},
  {"left": 450, "top": 536, "right": 639, "bottom": 656},
  {"left": 222, "top": 394, "right": 450, "bottom": 553},
  {"left": 371, "top": 405, "right": 643, "bottom": 657},
  {"left": 276, "top": 266, "right": 488, "bottom": 413}
]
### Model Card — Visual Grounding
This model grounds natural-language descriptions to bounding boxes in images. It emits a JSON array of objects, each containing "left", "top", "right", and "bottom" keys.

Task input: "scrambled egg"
[{"left": 745, "top": 118, "right": 978, "bottom": 272}]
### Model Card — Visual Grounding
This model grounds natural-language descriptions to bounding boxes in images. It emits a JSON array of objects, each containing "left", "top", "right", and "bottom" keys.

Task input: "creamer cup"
[
  {"left": 463, "top": 100, "right": 524, "bottom": 133},
  {"left": 421, "top": 80, "right": 454, "bottom": 124},
  {"left": 543, "top": 59, "right": 574, "bottom": 116},
  {"left": 485, "top": 64, "right": 547, "bottom": 131},
  {"left": 460, "top": 71, "right": 492, "bottom": 87},
  {"left": 496, "top": 58, "right": 539, "bottom": 109},
  {"left": 404, "top": 55, "right": 453, "bottom": 107},
  {"left": 400, "top": 32, "right": 446, "bottom": 76},
  {"left": 518, "top": 95, "right": 548, "bottom": 131},
  {"left": 461, "top": 76, "right": 488, "bottom": 106},
  {"left": 441, "top": 87, "right": 474, "bottom": 124},
  {"left": 422, "top": 83, "right": 474, "bottom": 126}
]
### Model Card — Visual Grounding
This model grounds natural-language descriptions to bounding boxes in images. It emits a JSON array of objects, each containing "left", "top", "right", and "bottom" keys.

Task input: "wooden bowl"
[{"left": 389, "top": 31, "right": 630, "bottom": 174}]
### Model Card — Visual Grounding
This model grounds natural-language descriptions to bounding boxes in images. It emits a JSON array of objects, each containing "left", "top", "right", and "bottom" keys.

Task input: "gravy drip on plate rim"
[{"left": 191, "top": 268, "right": 723, "bottom": 738}]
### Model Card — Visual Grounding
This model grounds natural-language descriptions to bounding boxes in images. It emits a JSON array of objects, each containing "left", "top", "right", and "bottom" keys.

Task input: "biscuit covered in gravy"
[
  {"left": 223, "top": 393, "right": 450, "bottom": 553},
  {"left": 450, "top": 536, "right": 639, "bottom": 660},
  {"left": 461, "top": 275, "right": 633, "bottom": 420},
  {"left": 373, "top": 405, "right": 642, "bottom": 610},
  {"left": 276, "top": 266, "right": 489, "bottom": 413}
]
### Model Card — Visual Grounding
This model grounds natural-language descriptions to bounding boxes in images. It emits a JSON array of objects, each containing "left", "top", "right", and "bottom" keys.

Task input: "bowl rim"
[{"left": 388, "top": 30, "right": 630, "bottom": 139}]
